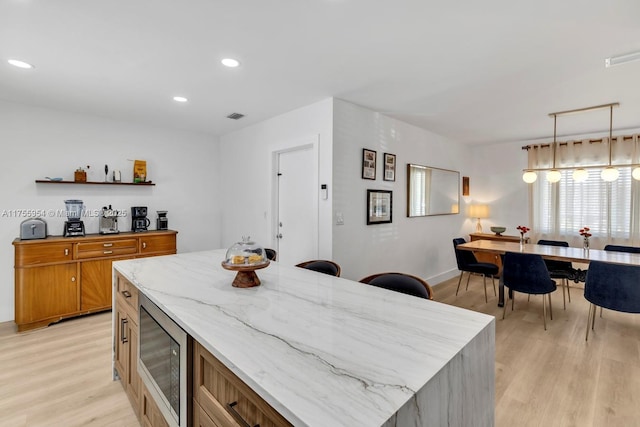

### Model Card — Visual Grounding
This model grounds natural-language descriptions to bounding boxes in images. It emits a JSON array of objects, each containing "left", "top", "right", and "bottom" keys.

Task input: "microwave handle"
[{"left": 226, "top": 401, "right": 258, "bottom": 427}]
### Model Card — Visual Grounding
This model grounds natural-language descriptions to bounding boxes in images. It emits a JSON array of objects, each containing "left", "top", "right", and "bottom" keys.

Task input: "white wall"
[
  {"left": 0, "top": 100, "right": 221, "bottom": 322},
  {"left": 332, "top": 99, "right": 474, "bottom": 283},
  {"left": 218, "top": 98, "right": 334, "bottom": 259}
]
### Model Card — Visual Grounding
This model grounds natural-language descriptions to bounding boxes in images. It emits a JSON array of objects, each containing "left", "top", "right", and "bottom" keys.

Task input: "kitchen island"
[{"left": 113, "top": 249, "right": 494, "bottom": 426}]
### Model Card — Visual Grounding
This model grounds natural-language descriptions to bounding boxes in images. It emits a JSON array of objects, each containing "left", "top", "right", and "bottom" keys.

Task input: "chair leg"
[
  {"left": 502, "top": 288, "right": 509, "bottom": 319},
  {"left": 465, "top": 272, "right": 471, "bottom": 290},
  {"left": 592, "top": 305, "right": 597, "bottom": 330},
  {"left": 482, "top": 275, "right": 488, "bottom": 303},
  {"left": 455, "top": 272, "right": 464, "bottom": 296},
  {"left": 491, "top": 276, "right": 497, "bottom": 296},
  {"left": 566, "top": 278, "right": 571, "bottom": 302},
  {"left": 542, "top": 293, "right": 547, "bottom": 330},
  {"left": 585, "top": 303, "right": 595, "bottom": 341},
  {"left": 511, "top": 292, "right": 515, "bottom": 311},
  {"left": 548, "top": 293, "right": 553, "bottom": 320},
  {"left": 561, "top": 279, "right": 566, "bottom": 310}
]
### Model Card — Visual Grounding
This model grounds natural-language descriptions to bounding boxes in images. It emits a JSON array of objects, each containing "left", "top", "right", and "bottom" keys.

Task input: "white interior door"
[{"left": 276, "top": 145, "right": 317, "bottom": 265}]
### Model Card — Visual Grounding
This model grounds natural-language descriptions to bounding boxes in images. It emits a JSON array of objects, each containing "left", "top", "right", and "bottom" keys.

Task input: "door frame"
[{"left": 270, "top": 135, "right": 320, "bottom": 259}]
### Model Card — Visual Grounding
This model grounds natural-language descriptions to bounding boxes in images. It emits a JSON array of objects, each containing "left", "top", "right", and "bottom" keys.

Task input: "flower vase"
[
  {"left": 583, "top": 236, "right": 590, "bottom": 252},
  {"left": 520, "top": 235, "right": 526, "bottom": 248}
]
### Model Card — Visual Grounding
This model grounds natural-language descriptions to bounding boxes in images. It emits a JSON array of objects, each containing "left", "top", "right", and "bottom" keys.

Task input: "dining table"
[{"left": 457, "top": 239, "right": 640, "bottom": 306}]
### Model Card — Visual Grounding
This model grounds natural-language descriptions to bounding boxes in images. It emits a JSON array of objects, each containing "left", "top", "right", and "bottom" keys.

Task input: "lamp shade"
[{"left": 469, "top": 204, "right": 489, "bottom": 219}]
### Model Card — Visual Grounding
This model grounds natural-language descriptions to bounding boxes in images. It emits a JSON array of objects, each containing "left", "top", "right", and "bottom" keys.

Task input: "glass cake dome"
[{"left": 224, "top": 236, "right": 267, "bottom": 266}]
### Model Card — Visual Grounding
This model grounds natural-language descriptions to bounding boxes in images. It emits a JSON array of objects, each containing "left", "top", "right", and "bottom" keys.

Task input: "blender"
[{"left": 64, "top": 199, "right": 85, "bottom": 237}]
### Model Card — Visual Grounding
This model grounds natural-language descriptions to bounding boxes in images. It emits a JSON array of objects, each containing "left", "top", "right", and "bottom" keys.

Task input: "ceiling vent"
[{"left": 226, "top": 112, "right": 245, "bottom": 120}]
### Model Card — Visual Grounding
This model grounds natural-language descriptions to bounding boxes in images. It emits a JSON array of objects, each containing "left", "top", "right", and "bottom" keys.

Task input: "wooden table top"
[{"left": 458, "top": 239, "right": 640, "bottom": 266}]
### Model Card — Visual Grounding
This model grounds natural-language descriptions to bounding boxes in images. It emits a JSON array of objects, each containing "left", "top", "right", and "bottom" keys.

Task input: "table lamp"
[{"left": 469, "top": 204, "right": 489, "bottom": 233}]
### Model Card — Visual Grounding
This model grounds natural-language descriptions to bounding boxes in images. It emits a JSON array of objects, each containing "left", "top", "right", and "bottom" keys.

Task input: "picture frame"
[
  {"left": 367, "top": 189, "right": 393, "bottom": 225},
  {"left": 362, "top": 149, "right": 377, "bottom": 180},
  {"left": 383, "top": 153, "right": 396, "bottom": 181}
]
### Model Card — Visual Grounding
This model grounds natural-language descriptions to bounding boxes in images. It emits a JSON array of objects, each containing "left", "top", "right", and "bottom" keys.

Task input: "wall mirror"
[{"left": 407, "top": 164, "right": 460, "bottom": 217}]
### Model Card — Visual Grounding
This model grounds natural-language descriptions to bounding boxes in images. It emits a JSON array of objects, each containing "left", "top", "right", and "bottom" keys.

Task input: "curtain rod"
[{"left": 521, "top": 133, "right": 634, "bottom": 150}]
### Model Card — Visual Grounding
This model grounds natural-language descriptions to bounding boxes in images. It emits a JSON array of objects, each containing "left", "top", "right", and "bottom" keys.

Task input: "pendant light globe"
[
  {"left": 601, "top": 167, "right": 619, "bottom": 182},
  {"left": 522, "top": 171, "right": 538, "bottom": 183},
  {"left": 546, "top": 170, "right": 562, "bottom": 183},
  {"left": 572, "top": 168, "right": 589, "bottom": 182},
  {"left": 632, "top": 167, "right": 640, "bottom": 181}
]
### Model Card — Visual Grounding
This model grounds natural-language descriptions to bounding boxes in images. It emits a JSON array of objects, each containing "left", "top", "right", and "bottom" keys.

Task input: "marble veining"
[{"left": 114, "top": 249, "right": 494, "bottom": 426}]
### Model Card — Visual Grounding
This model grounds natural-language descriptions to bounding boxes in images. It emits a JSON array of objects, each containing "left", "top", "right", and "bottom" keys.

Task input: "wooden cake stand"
[{"left": 221, "top": 260, "right": 270, "bottom": 288}]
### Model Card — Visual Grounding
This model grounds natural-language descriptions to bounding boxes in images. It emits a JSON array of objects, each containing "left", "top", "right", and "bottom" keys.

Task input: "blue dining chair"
[
  {"left": 296, "top": 260, "right": 341, "bottom": 277},
  {"left": 502, "top": 252, "right": 557, "bottom": 330},
  {"left": 359, "top": 272, "right": 433, "bottom": 300},
  {"left": 452, "top": 238, "right": 499, "bottom": 303},
  {"left": 537, "top": 239, "right": 574, "bottom": 309},
  {"left": 603, "top": 244, "right": 640, "bottom": 254},
  {"left": 584, "top": 261, "right": 640, "bottom": 340}
]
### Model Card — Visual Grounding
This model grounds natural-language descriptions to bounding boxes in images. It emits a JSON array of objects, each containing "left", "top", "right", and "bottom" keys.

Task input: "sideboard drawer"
[
  {"left": 193, "top": 342, "right": 292, "bottom": 427},
  {"left": 76, "top": 239, "right": 138, "bottom": 259},
  {"left": 15, "top": 242, "right": 74, "bottom": 266}
]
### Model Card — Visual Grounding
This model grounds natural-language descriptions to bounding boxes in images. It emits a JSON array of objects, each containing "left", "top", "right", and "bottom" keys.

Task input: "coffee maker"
[
  {"left": 99, "top": 205, "right": 119, "bottom": 234},
  {"left": 156, "top": 210, "right": 168, "bottom": 230},
  {"left": 131, "top": 206, "right": 150, "bottom": 232},
  {"left": 64, "top": 199, "right": 85, "bottom": 237}
]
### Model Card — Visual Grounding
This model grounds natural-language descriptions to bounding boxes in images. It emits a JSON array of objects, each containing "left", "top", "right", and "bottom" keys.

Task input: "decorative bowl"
[{"left": 490, "top": 226, "right": 506, "bottom": 236}]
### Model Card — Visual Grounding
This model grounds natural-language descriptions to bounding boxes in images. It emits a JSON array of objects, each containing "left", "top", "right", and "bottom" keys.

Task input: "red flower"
[
  {"left": 517, "top": 225, "right": 530, "bottom": 235},
  {"left": 579, "top": 227, "right": 592, "bottom": 238}
]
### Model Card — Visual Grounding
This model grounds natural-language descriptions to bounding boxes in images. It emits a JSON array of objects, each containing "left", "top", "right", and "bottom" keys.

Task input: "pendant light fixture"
[
  {"left": 521, "top": 103, "right": 640, "bottom": 183},
  {"left": 600, "top": 104, "right": 619, "bottom": 182}
]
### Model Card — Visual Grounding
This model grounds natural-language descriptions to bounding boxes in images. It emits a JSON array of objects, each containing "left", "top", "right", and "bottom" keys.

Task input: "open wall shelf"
[{"left": 35, "top": 180, "right": 155, "bottom": 186}]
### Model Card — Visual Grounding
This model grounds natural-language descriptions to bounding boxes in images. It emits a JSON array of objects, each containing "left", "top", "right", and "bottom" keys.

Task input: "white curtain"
[{"left": 529, "top": 134, "right": 640, "bottom": 248}]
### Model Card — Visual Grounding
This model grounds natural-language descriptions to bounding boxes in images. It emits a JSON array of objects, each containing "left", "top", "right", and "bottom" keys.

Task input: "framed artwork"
[
  {"left": 462, "top": 176, "right": 470, "bottom": 196},
  {"left": 362, "top": 149, "right": 377, "bottom": 180},
  {"left": 367, "top": 189, "right": 392, "bottom": 225},
  {"left": 383, "top": 153, "right": 396, "bottom": 181}
]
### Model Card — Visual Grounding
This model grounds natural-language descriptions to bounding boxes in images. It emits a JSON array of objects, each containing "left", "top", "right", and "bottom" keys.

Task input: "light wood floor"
[
  {"left": 0, "top": 312, "right": 138, "bottom": 427},
  {"left": 436, "top": 274, "right": 640, "bottom": 427},
  {"left": 1, "top": 277, "right": 638, "bottom": 426}
]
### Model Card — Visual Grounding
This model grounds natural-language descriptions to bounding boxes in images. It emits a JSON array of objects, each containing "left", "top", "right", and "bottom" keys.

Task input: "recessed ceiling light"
[
  {"left": 221, "top": 58, "right": 240, "bottom": 68},
  {"left": 173, "top": 96, "right": 188, "bottom": 103},
  {"left": 8, "top": 59, "right": 34, "bottom": 69}
]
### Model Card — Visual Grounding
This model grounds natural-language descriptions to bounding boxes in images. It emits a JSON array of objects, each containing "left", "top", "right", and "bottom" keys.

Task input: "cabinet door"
[
  {"left": 141, "top": 384, "right": 170, "bottom": 427},
  {"left": 127, "top": 318, "right": 141, "bottom": 414},
  {"left": 114, "top": 300, "right": 129, "bottom": 382},
  {"left": 15, "top": 264, "right": 79, "bottom": 325},
  {"left": 81, "top": 259, "right": 112, "bottom": 311},
  {"left": 139, "top": 234, "right": 176, "bottom": 257}
]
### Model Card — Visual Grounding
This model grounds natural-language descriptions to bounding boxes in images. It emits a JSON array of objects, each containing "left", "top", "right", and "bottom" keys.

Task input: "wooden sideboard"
[
  {"left": 469, "top": 232, "right": 528, "bottom": 273},
  {"left": 13, "top": 230, "right": 177, "bottom": 332}
]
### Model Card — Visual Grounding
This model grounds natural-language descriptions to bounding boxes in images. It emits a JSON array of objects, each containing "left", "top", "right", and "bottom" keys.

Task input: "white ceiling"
[{"left": 2, "top": 0, "right": 640, "bottom": 145}]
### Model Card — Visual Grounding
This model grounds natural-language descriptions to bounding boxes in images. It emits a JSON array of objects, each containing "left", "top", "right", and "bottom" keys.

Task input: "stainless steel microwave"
[{"left": 138, "top": 293, "right": 189, "bottom": 427}]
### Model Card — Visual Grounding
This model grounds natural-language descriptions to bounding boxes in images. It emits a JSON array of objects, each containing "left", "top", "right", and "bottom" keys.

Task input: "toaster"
[{"left": 20, "top": 218, "right": 47, "bottom": 240}]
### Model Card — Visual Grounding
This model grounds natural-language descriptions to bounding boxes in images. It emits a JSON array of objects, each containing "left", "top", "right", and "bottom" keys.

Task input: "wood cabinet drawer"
[
  {"left": 194, "top": 342, "right": 292, "bottom": 427},
  {"left": 116, "top": 273, "right": 139, "bottom": 316},
  {"left": 193, "top": 399, "right": 221, "bottom": 427},
  {"left": 15, "top": 242, "right": 73, "bottom": 266},
  {"left": 139, "top": 234, "right": 177, "bottom": 256},
  {"left": 76, "top": 239, "right": 138, "bottom": 259}
]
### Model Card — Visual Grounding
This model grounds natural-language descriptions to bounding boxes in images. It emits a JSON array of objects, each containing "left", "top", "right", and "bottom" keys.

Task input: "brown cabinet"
[
  {"left": 469, "top": 233, "right": 526, "bottom": 274},
  {"left": 114, "top": 273, "right": 141, "bottom": 418},
  {"left": 194, "top": 341, "right": 292, "bottom": 427},
  {"left": 13, "top": 230, "right": 177, "bottom": 331},
  {"left": 141, "top": 382, "right": 169, "bottom": 427}
]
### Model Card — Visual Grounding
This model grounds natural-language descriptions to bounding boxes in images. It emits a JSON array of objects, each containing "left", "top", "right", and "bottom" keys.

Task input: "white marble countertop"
[{"left": 114, "top": 249, "right": 494, "bottom": 427}]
